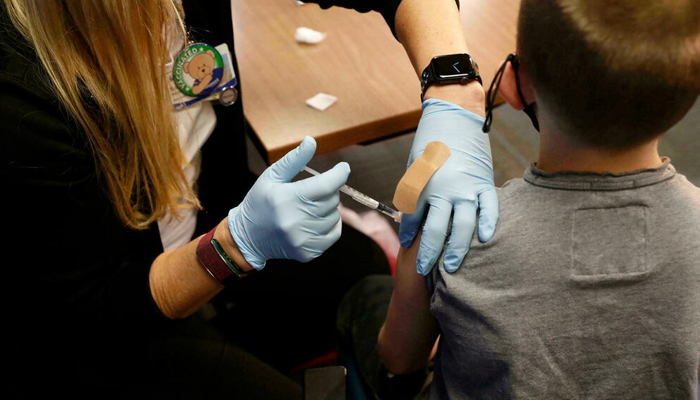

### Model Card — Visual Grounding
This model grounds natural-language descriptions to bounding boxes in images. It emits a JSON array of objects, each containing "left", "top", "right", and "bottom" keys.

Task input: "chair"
[{"left": 304, "top": 366, "right": 347, "bottom": 400}]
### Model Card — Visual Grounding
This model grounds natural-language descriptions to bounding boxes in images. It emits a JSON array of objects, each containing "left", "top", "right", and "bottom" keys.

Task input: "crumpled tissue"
[{"left": 295, "top": 27, "right": 327, "bottom": 44}]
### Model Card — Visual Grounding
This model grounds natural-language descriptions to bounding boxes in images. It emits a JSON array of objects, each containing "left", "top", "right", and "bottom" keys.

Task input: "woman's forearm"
[
  {"left": 149, "top": 218, "right": 253, "bottom": 319},
  {"left": 395, "top": 0, "right": 485, "bottom": 116}
]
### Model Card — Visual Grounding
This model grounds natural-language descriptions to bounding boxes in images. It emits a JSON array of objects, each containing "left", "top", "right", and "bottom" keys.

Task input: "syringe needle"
[{"left": 302, "top": 166, "right": 402, "bottom": 223}]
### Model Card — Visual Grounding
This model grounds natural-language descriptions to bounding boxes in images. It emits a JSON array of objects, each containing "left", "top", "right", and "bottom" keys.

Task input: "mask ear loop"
[
  {"left": 511, "top": 55, "right": 540, "bottom": 131},
  {"left": 483, "top": 54, "right": 517, "bottom": 133}
]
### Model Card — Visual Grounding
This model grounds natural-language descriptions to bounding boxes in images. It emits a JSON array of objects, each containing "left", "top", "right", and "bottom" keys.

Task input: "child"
[{"left": 337, "top": 0, "right": 700, "bottom": 398}]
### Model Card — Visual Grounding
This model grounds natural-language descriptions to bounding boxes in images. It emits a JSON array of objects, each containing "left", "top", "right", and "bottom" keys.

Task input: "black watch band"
[{"left": 420, "top": 53, "right": 482, "bottom": 101}]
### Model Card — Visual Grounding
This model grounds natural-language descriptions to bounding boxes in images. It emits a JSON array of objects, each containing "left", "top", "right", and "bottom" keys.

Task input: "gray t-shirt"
[{"left": 426, "top": 159, "right": 700, "bottom": 399}]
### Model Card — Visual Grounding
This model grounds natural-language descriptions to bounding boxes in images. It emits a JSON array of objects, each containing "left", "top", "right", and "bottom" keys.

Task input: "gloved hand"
[
  {"left": 228, "top": 136, "right": 350, "bottom": 270},
  {"left": 400, "top": 98, "right": 499, "bottom": 276}
]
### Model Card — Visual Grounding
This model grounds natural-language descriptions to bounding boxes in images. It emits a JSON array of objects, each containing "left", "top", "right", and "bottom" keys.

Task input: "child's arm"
[{"left": 378, "top": 232, "right": 440, "bottom": 375}]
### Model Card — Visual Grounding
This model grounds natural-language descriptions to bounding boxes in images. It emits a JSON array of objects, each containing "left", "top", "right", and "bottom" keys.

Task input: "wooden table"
[{"left": 231, "top": 0, "right": 519, "bottom": 164}]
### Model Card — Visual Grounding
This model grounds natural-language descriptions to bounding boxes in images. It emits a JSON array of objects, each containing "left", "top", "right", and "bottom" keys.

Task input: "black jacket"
[{"left": 0, "top": 0, "right": 404, "bottom": 395}]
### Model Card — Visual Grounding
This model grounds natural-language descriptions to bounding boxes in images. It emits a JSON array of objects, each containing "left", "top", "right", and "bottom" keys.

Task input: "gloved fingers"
[
  {"left": 398, "top": 205, "right": 426, "bottom": 248},
  {"left": 314, "top": 211, "right": 343, "bottom": 242},
  {"left": 416, "top": 198, "right": 452, "bottom": 276},
  {"left": 443, "top": 201, "right": 478, "bottom": 273},
  {"left": 294, "top": 161, "right": 350, "bottom": 200},
  {"left": 477, "top": 188, "right": 499, "bottom": 243},
  {"left": 297, "top": 216, "right": 343, "bottom": 262},
  {"left": 303, "top": 191, "right": 341, "bottom": 217},
  {"left": 267, "top": 136, "right": 317, "bottom": 183},
  {"left": 299, "top": 205, "right": 342, "bottom": 236}
]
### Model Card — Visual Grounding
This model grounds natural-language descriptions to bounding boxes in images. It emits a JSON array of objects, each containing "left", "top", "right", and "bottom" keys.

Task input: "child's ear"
[{"left": 498, "top": 62, "right": 536, "bottom": 111}]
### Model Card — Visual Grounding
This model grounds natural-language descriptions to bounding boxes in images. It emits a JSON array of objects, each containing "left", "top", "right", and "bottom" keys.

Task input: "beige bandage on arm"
[{"left": 393, "top": 141, "right": 450, "bottom": 214}]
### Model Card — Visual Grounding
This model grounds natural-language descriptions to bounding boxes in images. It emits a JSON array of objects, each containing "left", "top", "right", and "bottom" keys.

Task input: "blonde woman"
[{"left": 0, "top": 0, "right": 495, "bottom": 397}]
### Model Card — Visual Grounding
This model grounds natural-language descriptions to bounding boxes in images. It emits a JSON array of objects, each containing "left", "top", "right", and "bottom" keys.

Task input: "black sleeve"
[
  {"left": 305, "top": 0, "right": 460, "bottom": 39},
  {"left": 0, "top": 22, "right": 168, "bottom": 332},
  {"left": 308, "top": 0, "right": 402, "bottom": 36}
]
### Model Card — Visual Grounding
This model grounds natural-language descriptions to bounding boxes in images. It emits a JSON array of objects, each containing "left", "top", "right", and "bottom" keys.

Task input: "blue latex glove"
[
  {"left": 400, "top": 98, "right": 499, "bottom": 276},
  {"left": 228, "top": 136, "right": 350, "bottom": 270}
]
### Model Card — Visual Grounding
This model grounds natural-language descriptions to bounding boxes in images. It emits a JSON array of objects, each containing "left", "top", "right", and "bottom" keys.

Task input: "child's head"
[{"left": 508, "top": 0, "right": 700, "bottom": 149}]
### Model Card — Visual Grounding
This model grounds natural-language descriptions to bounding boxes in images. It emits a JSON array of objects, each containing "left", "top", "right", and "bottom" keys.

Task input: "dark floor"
[{"left": 248, "top": 98, "right": 700, "bottom": 230}]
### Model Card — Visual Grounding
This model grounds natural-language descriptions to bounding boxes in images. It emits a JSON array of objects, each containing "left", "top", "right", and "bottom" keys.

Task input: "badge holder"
[{"left": 169, "top": 42, "right": 239, "bottom": 111}]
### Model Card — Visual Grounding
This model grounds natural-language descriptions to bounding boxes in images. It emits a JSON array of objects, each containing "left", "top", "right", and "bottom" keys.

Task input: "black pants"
[
  {"left": 132, "top": 314, "right": 308, "bottom": 400},
  {"left": 6, "top": 229, "right": 390, "bottom": 400},
  {"left": 6, "top": 313, "right": 305, "bottom": 400},
  {"left": 209, "top": 223, "right": 392, "bottom": 373},
  {"left": 336, "top": 275, "right": 432, "bottom": 400}
]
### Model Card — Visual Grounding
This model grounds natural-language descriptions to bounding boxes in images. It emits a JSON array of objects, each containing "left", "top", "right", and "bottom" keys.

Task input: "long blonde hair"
[{"left": 4, "top": 0, "right": 200, "bottom": 229}]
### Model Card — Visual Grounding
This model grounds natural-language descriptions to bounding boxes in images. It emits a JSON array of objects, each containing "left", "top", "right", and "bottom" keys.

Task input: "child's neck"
[{"left": 537, "top": 127, "right": 663, "bottom": 174}]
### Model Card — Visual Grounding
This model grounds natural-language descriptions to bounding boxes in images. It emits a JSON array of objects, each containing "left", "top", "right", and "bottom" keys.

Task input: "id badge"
[{"left": 169, "top": 42, "right": 238, "bottom": 111}]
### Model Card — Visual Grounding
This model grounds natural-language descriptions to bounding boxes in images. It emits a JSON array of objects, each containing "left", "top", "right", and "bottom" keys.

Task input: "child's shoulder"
[
  {"left": 666, "top": 172, "right": 700, "bottom": 207},
  {"left": 497, "top": 176, "right": 528, "bottom": 202}
]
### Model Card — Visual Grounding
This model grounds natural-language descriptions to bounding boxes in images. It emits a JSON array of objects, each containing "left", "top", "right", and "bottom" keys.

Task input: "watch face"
[{"left": 433, "top": 54, "right": 478, "bottom": 80}]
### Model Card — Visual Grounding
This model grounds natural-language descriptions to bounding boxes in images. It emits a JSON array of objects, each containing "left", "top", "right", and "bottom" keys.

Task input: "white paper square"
[{"left": 306, "top": 93, "right": 337, "bottom": 111}]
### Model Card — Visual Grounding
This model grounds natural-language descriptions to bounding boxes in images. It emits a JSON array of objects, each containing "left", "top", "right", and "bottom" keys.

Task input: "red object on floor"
[{"left": 289, "top": 351, "right": 338, "bottom": 374}]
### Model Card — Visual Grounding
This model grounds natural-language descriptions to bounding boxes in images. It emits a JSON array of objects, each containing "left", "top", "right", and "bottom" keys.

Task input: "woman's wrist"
[
  {"left": 213, "top": 218, "right": 255, "bottom": 273},
  {"left": 423, "top": 82, "right": 486, "bottom": 117}
]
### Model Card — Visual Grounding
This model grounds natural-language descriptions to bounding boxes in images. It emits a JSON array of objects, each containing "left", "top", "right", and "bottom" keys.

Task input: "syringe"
[{"left": 303, "top": 166, "right": 402, "bottom": 223}]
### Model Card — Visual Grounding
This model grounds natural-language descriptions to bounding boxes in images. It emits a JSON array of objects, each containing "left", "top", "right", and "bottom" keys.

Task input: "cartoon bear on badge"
[{"left": 184, "top": 50, "right": 216, "bottom": 95}]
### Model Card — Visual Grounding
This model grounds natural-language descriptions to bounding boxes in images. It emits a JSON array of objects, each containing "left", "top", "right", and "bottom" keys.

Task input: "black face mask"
[{"left": 482, "top": 53, "right": 540, "bottom": 133}]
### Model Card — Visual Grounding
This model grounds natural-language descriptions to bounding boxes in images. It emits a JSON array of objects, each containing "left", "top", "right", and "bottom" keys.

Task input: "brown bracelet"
[{"left": 195, "top": 227, "right": 251, "bottom": 283}]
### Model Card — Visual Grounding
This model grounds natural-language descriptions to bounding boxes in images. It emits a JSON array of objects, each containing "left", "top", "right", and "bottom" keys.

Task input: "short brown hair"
[{"left": 517, "top": 0, "right": 700, "bottom": 148}]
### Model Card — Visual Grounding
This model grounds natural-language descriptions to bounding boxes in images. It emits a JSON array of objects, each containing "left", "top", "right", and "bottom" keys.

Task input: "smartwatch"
[{"left": 420, "top": 53, "right": 482, "bottom": 101}]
